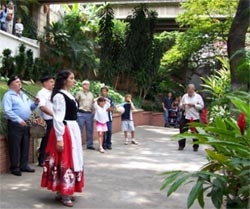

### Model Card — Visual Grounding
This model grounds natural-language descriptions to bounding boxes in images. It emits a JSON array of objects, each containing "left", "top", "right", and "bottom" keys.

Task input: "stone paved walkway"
[{"left": 0, "top": 126, "right": 214, "bottom": 209}]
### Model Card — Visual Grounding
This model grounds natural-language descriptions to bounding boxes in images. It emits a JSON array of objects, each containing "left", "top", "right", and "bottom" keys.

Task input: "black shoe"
[
  {"left": 193, "top": 148, "right": 198, "bottom": 152},
  {"left": 178, "top": 147, "right": 184, "bottom": 151},
  {"left": 38, "top": 163, "right": 43, "bottom": 167},
  {"left": 11, "top": 170, "right": 22, "bottom": 176},
  {"left": 87, "top": 146, "right": 95, "bottom": 150},
  {"left": 107, "top": 146, "right": 112, "bottom": 150},
  {"left": 21, "top": 166, "right": 35, "bottom": 172}
]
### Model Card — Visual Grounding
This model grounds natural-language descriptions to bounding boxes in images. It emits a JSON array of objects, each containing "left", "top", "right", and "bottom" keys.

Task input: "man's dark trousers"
[
  {"left": 8, "top": 120, "right": 30, "bottom": 171},
  {"left": 178, "top": 119, "right": 199, "bottom": 150},
  {"left": 103, "top": 121, "right": 112, "bottom": 149},
  {"left": 38, "top": 119, "right": 53, "bottom": 165}
]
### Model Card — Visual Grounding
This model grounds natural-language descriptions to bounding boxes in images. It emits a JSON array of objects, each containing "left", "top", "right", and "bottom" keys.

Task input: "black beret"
[
  {"left": 40, "top": 75, "right": 55, "bottom": 83},
  {"left": 7, "top": 76, "right": 19, "bottom": 86}
]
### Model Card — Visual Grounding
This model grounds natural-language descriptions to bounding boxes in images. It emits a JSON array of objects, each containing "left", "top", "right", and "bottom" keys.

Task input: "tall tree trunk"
[
  {"left": 227, "top": 0, "right": 250, "bottom": 90},
  {"left": 115, "top": 75, "right": 120, "bottom": 90}
]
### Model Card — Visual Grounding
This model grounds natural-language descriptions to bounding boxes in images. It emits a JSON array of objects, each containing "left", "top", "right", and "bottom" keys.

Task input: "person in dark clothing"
[
  {"left": 161, "top": 91, "right": 174, "bottom": 127},
  {"left": 36, "top": 75, "right": 55, "bottom": 167}
]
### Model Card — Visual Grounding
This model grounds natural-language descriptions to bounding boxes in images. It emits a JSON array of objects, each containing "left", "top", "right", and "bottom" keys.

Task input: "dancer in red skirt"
[{"left": 41, "top": 70, "right": 84, "bottom": 207}]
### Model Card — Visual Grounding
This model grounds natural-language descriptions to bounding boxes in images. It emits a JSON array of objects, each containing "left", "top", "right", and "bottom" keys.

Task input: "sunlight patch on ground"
[
  {"left": 143, "top": 127, "right": 179, "bottom": 135},
  {"left": 10, "top": 183, "right": 31, "bottom": 191},
  {"left": 33, "top": 204, "right": 44, "bottom": 208},
  {"left": 119, "top": 190, "right": 152, "bottom": 204},
  {"left": 87, "top": 161, "right": 203, "bottom": 172},
  {"left": 139, "top": 150, "right": 155, "bottom": 155}
]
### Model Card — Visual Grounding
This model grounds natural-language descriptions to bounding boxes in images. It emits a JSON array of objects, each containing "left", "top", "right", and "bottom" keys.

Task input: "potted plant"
[
  {"left": 0, "top": 105, "right": 7, "bottom": 138},
  {"left": 161, "top": 91, "right": 250, "bottom": 209}
]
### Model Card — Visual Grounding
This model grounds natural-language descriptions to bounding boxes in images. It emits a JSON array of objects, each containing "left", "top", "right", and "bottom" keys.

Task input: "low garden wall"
[{"left": 0, "top": 110, "right": 164, "bottom": 173}]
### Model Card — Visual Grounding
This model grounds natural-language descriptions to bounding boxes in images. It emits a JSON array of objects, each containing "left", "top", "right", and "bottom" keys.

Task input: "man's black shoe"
[
  {"left": 11, "top": 170, "right": 22, "bottom": 176},
  {"left": 107, "top": 147, "right": 112, "bottom": 150},
  {"left": 193, "top": 148, "right": 198, "bottom": 152},
  {"left": 38, "top": 163, "right": 43, "bottom": 167},
  {"left": 21, "top": 167, "right": 35, "bottom": 172},
  {"left": 178, "top": 147, "right": 184, "bottom": 151},
  {"left": 87, "top": 146, "right": 95, "bottom": 150}
]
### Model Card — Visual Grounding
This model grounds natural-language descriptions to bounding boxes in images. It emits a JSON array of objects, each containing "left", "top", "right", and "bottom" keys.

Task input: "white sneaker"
[
  {"left": 124, "top": 140, "right": 129, "bottom": 145},
  {"left": 131, "top": 140, "right": 138, "bottom": 145},
  {"left": 99, "top": 147, "right": 105, "bottom": 153}
]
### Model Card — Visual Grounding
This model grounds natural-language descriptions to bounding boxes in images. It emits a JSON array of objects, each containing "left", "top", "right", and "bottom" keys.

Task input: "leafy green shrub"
[
  {"left": 0, "top": 49, "right": 15, "bottom": 77},
  {"left": 43, "top": 3, "right": 99, "bottom": 80},
  {"left": 161, "top": 91, "right": 250, "bottom": 209},
  {"left": 0, "top": 80, "right": 8, "bottom": 99},
  {"left": 201, "top": 57, "right": 231, "bottom": 121},
  {"left": 234, "top": 49, "right": 250, "bottom": 85},
  {"left": 0, "top": 45, "right": 51, "bottom": 81},
  {"left": 0, "top": 105, "right": 7, "bottom": 137},
  {"left": 72, "top": 80, "right": 124, "bottom": 105},
  {"left": 142, "top": 100, "right": 162, "bottom": 112}
]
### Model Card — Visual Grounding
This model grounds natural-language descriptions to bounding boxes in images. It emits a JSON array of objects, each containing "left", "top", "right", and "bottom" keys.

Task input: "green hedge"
[{"left": 72, "top": 80, "right": 124, "bottom": 105}]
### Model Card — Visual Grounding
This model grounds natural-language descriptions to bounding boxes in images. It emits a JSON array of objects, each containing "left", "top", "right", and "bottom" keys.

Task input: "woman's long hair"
[{"left": 51, "top": 70, "right": 72, "bottom": 102}]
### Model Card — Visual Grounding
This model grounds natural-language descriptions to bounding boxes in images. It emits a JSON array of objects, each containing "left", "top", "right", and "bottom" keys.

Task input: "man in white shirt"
[
  {"left": 36, "top": 75, "right": 54, "bottom": 166},
  {"left": 178, "top": 84, "right": 204, "bottom": 151}
]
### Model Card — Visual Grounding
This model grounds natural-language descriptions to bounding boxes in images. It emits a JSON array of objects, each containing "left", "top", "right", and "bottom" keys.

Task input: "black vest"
[
  {"left": 59, "top": 92, "right": 78, "bottom": 120},
  {"left": 121, "top": 103, "right": 131, "bottom": 120}
]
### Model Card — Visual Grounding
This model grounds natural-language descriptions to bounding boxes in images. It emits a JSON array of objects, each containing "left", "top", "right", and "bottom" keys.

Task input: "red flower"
[
  {"left": 190, "top": 117, "right": 197, "bottom": 133},
  {"left": 237, "top": 112, "right": 246, "bottom": 136},
  {"left": 201, "top": 108, "right": 208, "bottom": 124}
]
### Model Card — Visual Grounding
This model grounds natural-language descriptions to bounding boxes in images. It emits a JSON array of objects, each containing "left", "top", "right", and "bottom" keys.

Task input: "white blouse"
[
  {"left": 94, "top": 101, "right": 110, "bottom": 124},
  {"left": 53, "top": 90, "right": 78, "bottom": 141},
  {"left": 36, "top": 87, "right": 53, "bottom": 120}
]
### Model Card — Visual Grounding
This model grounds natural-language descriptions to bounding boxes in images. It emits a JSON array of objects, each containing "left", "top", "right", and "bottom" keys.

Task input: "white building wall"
[
  {"left": 0, "top": 30, "right": 40, "bottom": 62},
  {"left": 32, "top": 4, "right": 49, "bottom": 38}
]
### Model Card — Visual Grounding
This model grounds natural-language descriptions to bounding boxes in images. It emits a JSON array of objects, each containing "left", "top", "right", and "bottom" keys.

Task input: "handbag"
[{"left": 30, "top": 118, "right": 46, "bottom": 138}]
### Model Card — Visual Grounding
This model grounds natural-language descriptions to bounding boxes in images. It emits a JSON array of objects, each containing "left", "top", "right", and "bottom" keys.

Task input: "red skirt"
[{"left": 41, "top": 126, "right": 84, "bottom": 195}]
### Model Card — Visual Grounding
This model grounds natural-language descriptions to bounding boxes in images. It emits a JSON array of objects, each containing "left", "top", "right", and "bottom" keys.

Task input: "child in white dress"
[{"left": 93, "top": 96, "right": 110, "bottom": 153}]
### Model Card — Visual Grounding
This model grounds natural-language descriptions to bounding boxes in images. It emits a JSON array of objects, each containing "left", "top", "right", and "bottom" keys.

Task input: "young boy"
[
  {"left": 15, "top": 17, "right": 23, "bottom": 37},
  {"left": 118, "top": 94, "right": 138, "bottom": 145}
]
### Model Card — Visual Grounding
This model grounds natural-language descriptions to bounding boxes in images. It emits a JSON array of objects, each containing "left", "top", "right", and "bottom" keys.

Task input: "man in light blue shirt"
[{"left": 2, "top": 76, "right": 39, "bottom": 176}]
